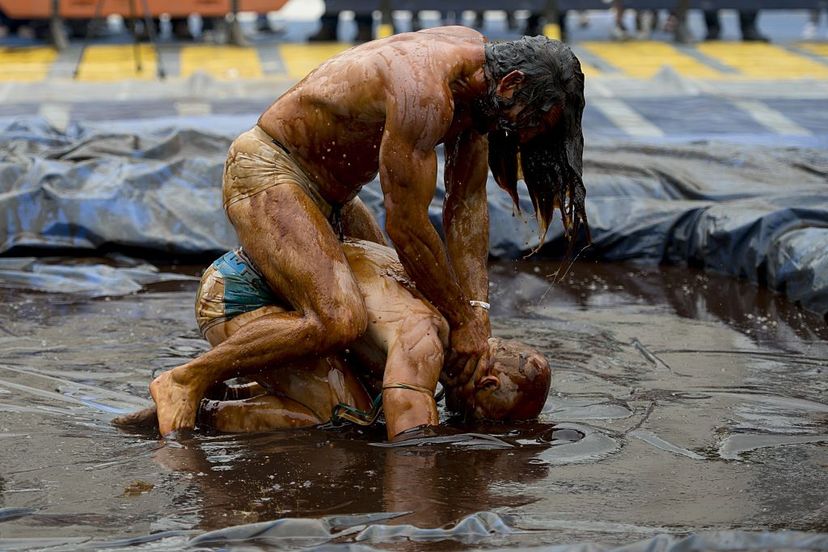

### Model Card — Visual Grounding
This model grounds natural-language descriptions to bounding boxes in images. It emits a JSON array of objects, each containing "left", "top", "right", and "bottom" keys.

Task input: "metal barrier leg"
[
  {"left": 377, "top": 0, "right": 394, "bottom": 39},
  {"left": 139, "top": 0, "right": 165, "bottom": 78},
  {"left": 128, "top": 0, "right": 143, "bottom": 73},
  {"left": 230, "top": 0, "right": 251, "bottom": 47},
  {"left": 72, "top": 0, "right": 107, "bottom": 79},
  {"left": 49, "top": 0, "right": 68, "bottom": 51},
  {"left": 543, "top": 0, "right": 563, "bottom": 41},
  {"left": 672, "top": 0, "right": 692, "bottom": 43}
]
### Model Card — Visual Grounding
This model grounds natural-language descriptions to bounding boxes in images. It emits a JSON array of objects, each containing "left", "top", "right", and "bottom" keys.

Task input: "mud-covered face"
[
  {"left": 447, "top": 338, "right": 552, "bottom": 421},
  {"left": 480, "top": 42, "right": 590, "bottom": 256},
  {"left": 487, "top": 112, "right": 589, "bottom": 256}
]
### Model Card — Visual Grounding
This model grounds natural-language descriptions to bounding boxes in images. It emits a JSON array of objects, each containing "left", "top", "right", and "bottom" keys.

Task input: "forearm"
[
  {"left": 342, "top": 197, "right": 387, "bottom": 245},
  {"left": 445, "top": 183, "right": 490, "bottom": 306},
  {"left": 389, "top": 221, "right": 474, "bottom": 328},
  {"left": 443, "top": 130, "right": 491, "bottom": 331}
]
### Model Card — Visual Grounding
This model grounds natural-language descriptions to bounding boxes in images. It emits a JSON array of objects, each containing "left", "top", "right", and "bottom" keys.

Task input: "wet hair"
[
  {"left": 446, "top": 338, "right": 552, "bottom": 421},
  {"left": 483, "top": 36, "right": 590, "bottom": 255}
]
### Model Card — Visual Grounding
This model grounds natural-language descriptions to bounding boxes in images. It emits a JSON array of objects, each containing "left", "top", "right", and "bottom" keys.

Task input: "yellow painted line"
[
  {"left": 797, "top": 42, "right": 828, "bottom": 59},
  {"left": 582, "top": 41, "right": 723, "bottom": 79},
  {"left": 543, "top": 23, "right": 561, "bottom": 41},
  {"left": 578, "top": 59, "right": 600, "bottom": 78},
  {"left": 278, "top": 43, "right": 349, "bottom": 79},
  {"left": 76, "top": 44, "right": 158, "bottom": 81},
  {"left": 180, "top": 46, "right": 262, "bottom": 80},
  {"left": 0, "top": 47, "right": 57, "bottom": 81},
  {"left": 696, "top": 43, "right": 828, "bottom": 79},
  {"left": 376, "top": 23, "right": 394, "bottom": 39}
]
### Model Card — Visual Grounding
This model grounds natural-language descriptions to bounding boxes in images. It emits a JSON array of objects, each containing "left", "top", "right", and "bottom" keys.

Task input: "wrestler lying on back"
[{"left": 115, "top": 240, "right": 551, "bottom": 440}]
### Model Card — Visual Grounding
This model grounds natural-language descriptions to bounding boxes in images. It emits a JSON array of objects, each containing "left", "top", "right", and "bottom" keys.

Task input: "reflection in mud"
[{"left": 0, "top": 259, "right": 825, "bottom": 550}]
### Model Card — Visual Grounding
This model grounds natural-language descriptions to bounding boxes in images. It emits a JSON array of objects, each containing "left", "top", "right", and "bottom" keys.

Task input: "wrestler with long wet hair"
[
  {"left": 149, "top": 27, "right": 586, "bottom": 436},
  {"left": 481, "top": 37, "right": 589, "bottom": 255}
]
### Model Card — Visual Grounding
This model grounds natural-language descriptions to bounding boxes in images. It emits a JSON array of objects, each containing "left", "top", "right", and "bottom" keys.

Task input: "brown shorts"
[{"left": 222, "top": 126, "right": 334, "bottom": 218}]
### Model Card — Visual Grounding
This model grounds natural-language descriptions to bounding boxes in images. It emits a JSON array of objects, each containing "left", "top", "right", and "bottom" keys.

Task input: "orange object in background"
[{"left": 0, "top": 0, "right": 288, "bottom": 19}]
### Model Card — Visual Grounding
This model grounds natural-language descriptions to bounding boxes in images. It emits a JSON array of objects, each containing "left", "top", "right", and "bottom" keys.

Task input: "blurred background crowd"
[{"left": 1, "top": 0, "right": 826, "bottom": 47}]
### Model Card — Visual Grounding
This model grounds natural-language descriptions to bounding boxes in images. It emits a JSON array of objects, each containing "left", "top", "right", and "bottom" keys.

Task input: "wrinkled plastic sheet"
[
  {"left": 1, "top": 118, "right": 826, "bottom": 316},
  {"left": 2, "top": 510, "right": 826, "bottom": 551},
  {"left": 0, "top": 255, "right": 196, "bottom": 296}
]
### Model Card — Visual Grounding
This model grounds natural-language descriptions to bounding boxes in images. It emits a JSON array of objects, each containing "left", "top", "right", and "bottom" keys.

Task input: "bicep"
[{"left": 379, "top": 87, "right": 453, "bottom": 220}]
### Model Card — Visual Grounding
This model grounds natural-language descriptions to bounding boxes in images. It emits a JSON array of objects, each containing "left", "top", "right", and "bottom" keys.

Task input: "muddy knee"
[{"left": 313, "top": 298, "right": 369, "bottom": 351}]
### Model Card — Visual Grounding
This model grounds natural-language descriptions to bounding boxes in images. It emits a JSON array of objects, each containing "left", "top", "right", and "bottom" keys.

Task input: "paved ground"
[{"left": 1, "top": 7, "right": 827, "bottom": 147}]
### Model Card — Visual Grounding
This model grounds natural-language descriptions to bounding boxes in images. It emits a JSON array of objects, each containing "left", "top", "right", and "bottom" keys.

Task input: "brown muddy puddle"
[{"left": 0, "top": 259, "right": 826, "bottom": 551}]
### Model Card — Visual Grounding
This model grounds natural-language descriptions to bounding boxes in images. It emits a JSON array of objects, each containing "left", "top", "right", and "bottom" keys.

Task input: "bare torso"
[{"left": 258, "top": 27, "right": 486, "bottom": 205}]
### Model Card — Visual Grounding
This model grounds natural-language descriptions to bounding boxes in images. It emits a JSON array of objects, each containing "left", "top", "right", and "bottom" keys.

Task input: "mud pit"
[{"left": 0, "top": 259, "right": 826, "bottom": 551}]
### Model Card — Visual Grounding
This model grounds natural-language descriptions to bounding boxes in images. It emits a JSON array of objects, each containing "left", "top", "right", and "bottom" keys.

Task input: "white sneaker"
[
  {"left": 802, "top": 21, "right": 817, "bottom": 40},
  {"left": 611, "top": 24, "right": 629, "bottom": 41}
]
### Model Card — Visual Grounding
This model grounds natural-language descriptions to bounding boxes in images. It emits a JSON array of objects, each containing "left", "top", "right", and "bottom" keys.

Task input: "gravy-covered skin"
[
  {"left": 149, "top": 27, "right": 585, "bottom": 435},
  {"left": 117, "top": 241, "right": 552, "bottom": 439}
]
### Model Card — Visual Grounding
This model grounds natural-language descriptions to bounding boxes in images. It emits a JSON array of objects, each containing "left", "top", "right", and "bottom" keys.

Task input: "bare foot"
[
  {"left": 112, "top": 406, "right": 159, "bottom": 429},
  {"left": 150, "top": 371, "right": 200, "bottom": 436}
]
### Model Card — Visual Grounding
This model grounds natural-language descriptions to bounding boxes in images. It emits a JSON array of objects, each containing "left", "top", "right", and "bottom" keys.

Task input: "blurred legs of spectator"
[
  {"left": 0, "top": 9, "right": 12, "bottom": 37},
  {"left": 739, "top": 10, "right": 769, "bottom": 42},
  {"left": 667, "top": 0, "right": 691, "bottom": 44},
  {"left": 523, "top": 12, "right": 566, "bottom": 40},
  {"left": 610, "top": 1, "right": 629, "bottom": 40},
  {"left": 171, "top": 17, "right": 192, "bottom": 40},
  {"left": 801, "top": 9, "right": 822, "bottom": 40},
  {"left": 635, "top": 9, "right": 658, "bottom": 39},
  {"left": 506, "top": 11, "right": 518, "bottom": 31},
  {"left": 704, "top": 10, "right": 769, "bottom": 42},
  {"left": 0, "top": 10, "right": 49, "bottom": 40},
  {"left": 525, "top": 13, "right": 541, "bottom": 36},
  {"left": 308, "top": 11, "right": 338, "bottom": 41},
  {"left": 308, "top": 11, "right": 372, "bottom": 43},
  {"left": 354, "top": 13, "right": 372, "bottom": 42}
]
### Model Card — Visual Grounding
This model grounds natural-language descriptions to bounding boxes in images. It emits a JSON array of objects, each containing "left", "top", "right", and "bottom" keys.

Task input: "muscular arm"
[
  {"left": 444, "top": 130, "right": 491, "bottom": 334},
  {"left": 341, "top": 197, "right": 387, "bottom": 245},
  {"left": 379, "top": 87, "right": 476, "bottom": 331}
]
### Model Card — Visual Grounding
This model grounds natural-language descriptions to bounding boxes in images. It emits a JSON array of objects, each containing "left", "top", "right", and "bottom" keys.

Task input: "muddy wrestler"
[
  {"left": 115, "top": 239, "right": 552, "bottom": 440},
  {"left": 149, "top": 26, "right": 588, "bottom": 435}
]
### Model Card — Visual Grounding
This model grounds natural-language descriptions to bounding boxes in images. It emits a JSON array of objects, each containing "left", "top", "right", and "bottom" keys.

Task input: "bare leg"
[
  {"left": 151, "top": 183, "right": 367, "bottom": 435},
  {"left": 201, "top": 396, "right": 322, "bottom": 432},
  {"left": 112, "top": 380, "right": 266, "bottom": 430}
]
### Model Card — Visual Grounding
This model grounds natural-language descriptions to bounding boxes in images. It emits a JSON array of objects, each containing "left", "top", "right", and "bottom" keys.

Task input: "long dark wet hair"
[{"left": 481, "top": 36, "right": 589, "bottom": 255}]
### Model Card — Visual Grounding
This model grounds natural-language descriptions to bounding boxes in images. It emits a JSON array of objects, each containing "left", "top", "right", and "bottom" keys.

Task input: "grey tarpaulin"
[{"left": 1, "top": 118, "right": 826, "bottom": 316}]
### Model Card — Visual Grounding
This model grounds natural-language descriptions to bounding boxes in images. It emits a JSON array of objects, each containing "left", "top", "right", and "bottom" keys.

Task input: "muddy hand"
[{"left": 445, "top": 317, "right": 490, "bottom": 386}]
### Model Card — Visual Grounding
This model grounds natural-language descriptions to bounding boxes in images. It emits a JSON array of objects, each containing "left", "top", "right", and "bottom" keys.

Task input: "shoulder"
[{"left": 418, "top": 25, "right": 485, "bottom": 43}]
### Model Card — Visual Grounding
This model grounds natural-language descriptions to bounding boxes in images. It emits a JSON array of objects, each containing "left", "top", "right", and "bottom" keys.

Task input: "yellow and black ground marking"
[{"left": 2, "top": 41, "right": 828, "bottom": 82}]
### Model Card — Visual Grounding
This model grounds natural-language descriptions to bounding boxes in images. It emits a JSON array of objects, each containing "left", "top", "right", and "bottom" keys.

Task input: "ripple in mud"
[{"left": 533, "top": 423, "right": 619, "bottom": 465}]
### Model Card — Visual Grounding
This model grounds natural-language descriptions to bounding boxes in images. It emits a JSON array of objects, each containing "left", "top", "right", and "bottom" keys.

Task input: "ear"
[
  {"left": 496, "top": 70, "right": 525, "bottom": 98},
  {"left": 476, "top": 375, "right": 501, "bottom": 392}
]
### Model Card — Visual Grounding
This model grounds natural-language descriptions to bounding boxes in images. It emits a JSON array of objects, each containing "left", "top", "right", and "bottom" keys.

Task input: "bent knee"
[{"left": 313, "top": 299, "right": 368, "bottom": 351}]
